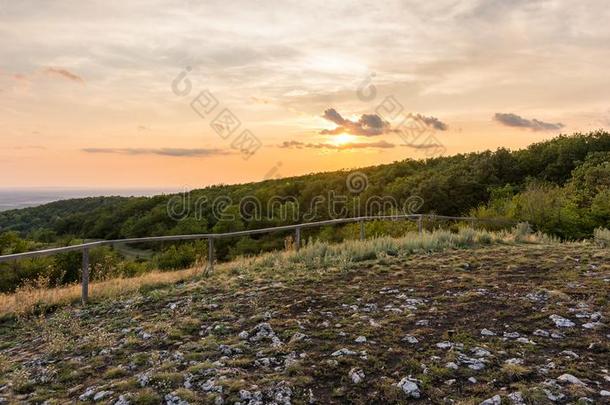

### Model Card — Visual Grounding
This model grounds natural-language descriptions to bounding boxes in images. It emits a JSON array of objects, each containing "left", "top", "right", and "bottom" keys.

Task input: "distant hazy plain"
[{"left": 0, "top": 188, "right": 181, "bottom": 211}]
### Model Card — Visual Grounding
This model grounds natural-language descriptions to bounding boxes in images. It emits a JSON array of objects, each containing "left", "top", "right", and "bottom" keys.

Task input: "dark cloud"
[
  {"left": 414, "top": 114, "right": 448, "bottom": 131},
  {"left": 494, "top": 113, "right": 564, "bottom": 131},
  {"left": 320, "top": 108, "right": 395, "bottom": 136},
  {"left": 43, "top": 67, "right": 85, "bottom": 84},
  {"left": 82, "top": 147, "right": 231, "bottom": 157},
  {"left": 320, "top": 108, "right": 448, "bottom": 136}
]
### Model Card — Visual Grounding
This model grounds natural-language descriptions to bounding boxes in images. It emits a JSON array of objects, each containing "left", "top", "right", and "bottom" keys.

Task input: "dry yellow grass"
[{"left": 0, "top": 267, "right": 201, "bottom": 316}]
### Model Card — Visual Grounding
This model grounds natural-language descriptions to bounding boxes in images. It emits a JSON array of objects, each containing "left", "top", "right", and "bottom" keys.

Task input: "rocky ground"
[{"left": 0, "top": 242, "right": 609, "bottom": 404}]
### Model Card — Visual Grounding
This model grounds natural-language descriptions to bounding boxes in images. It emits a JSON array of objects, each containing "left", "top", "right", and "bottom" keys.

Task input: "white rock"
[
  {"left": 355, "top": 336, "right": 367, "bottom": 343},
  {"left": 348, "top": 368, "right": 365, "bottom": 384},
  {"left": 79, "top": 387, "right": 96, "bottom": 401},
  {"left": 600, "top": 390, "right": 610, "bottom": 396},
  {"left": 508, "top": 391, "right": 525, "bottom": 405},
  {"left": 446, "top": 362, "right": 458, "bottom": 370},
  {"left": 472, "top": 347, "right": 492, "bottom": 357},
  {"left": 560, "top": 350, "right": 579, "bottom": 359},
  {"left": 436, "top": 341, "right": 453, "bottom": 349},
  {"left": 396, "top": 377, "right": 420, "bottom": 398},
  {"left": 481, "top": 328, "right": 496, "bottom": 336},
  {"left": 479, "top": 394, "right": 501, "bottom": 405},
  {"left": 331, "top": 348, "right": 356, "bottom": 357},
  {"left": 114, "top": 395, "right": 130, "bottom": 405},
  {"left": 557, "top": 373, "right": 586, "bottom": 386},
  {"left": 533, "top": 329, "right": 550, "bottom": 337},
  {"left": 93, "top": 391, "right": 113, "bottom": 401},
  {"left": 468, "top": 377, "right": 477, "bottom": 384},
  {"left": 402, "top": 335, "right": 419, "bottom": 344},
  {"left": 549, "top": 314, "right": 575, "bottom": 328}
]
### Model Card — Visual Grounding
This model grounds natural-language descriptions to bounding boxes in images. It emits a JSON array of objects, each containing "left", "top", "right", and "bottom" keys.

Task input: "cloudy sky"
[{"left": 1, "top": 0, "right": 609, "bottom": 188}]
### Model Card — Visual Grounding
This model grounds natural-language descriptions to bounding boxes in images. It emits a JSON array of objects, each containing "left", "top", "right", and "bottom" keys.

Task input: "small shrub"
[{"left": 594, "top": 227, "right": 610, "bottom": 247}]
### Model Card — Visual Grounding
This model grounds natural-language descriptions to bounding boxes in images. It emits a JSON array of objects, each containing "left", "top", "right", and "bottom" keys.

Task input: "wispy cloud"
[
  {"left": 82, "top": 147, "right": 231, "bottom": 157},
  {"left": 43, "top": 67, "right": 85, "bottom": 84},
  {"left": 279, "top": 140, "right": 397, "bottom": 149},
  {"left": 278, "top": 139, "right": 442, "bottom": 150},
  {"left": 494, "top": 113, "right": 564, "bottom": 131}
]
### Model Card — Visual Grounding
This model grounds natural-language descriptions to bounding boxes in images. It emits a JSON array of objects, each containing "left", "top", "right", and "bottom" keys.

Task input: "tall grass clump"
[
  {"left": 0, "top": 267, "right": 200, "bottom": 316},
  {"left": 223, "top": 226, "right": 553, "bottom": 278},
  {"left": 594, "top": 228, "right": 610, "bottom": 247}
]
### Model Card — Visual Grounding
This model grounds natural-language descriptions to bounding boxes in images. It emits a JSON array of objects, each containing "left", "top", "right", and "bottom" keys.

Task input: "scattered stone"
[
  {"left": 396, "top": 377, "right": 421, "bottom": 398},
  {"left": 559, "top": 350, "right": 579, "bottom": 359},
  {"left": 137, "top": 372, "right": 150, "bottom": 387},
  {"left": 533, "top": 329, "right": 550, "bottom": 337},
  {"left": 481, "top": 328, "right": 496, "bottom": 336},
  {"left": 248, "top": 323, "right": 283, "bottom": 347},
  {"left": 436, "top": 341, "right": 453, "bottom": 349},
  {"left": 114, "top": 395, "right": 130, "bottom": 405},
  {"left": 444, "top": 379, "right": 456, "bottom": 385},
  {"left": 165, "top": 392, "right": 189, "bottom": 405},
  {"left": 508, "top": 391, "right": 525, "bottom": 405},
  {"left": 348, "top": 368, "right": 365, "bottom": 384},
  {"left": 93, "top": 391, "right": 113, "bottom": 401},
  {"left": 457, "top": 354, "right": 486, "bottom": 370},
  {"left": 289, "top": 332, "right": 307, "bottom": 343},
  {"left": 269, "top": 381, "right": 292, "bottom": 405},
  {"left": 479, "top": 394, "right": 501, "bottom": 405},
  {"left": 549, "top": 314, "right": 575, "bottom": 328},
  {"left": 503, "top": 331, "right": 520, "bottom": 339},
  {"left": 138, "top": 331, "right": 152, "bottom": 340},
  {"left": 331, "top": 348, "right": 357, "bottom": 357},
  {"left": 79, "top": 387, "right": 96, "bottom": 401},
  {"left": 468, "top": 377, "right": 477, "bottom": 384},
  {"left": 415, "top": 319, "right": 429, "bottom": 326},
  {"left": 557, "top": 373, "right": 586, "bottom": 386},
  {"left": 471, "top": 347, "right": 492, "bottom": 357},
  {"left": 402, "top": 335, "right": 419, "bottom": 344},
  {"left": 355, "top": 336, "right": 367, "bottom": 343},
  {"left": 446, "top": 362, "right": 458, "bottom": 370},
  {"left": 600, "top": 390, "right": 610, "bottom": 397}
]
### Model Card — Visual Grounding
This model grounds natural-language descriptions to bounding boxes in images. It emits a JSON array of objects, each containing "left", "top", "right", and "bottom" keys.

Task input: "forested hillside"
[
  {"left": 0, "top": 131, "right": 609, "bottom": 291},
  {"left": 2, "top": 131, "right": 609, "bottom": 239}
]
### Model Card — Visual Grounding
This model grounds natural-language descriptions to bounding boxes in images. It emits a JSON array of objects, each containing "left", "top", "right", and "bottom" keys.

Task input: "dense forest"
[{"left": 0, "top": 131, "right": 609, "bottom": 291}]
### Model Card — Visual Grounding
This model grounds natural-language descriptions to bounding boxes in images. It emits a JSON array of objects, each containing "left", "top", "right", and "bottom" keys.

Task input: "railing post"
[
  {"left": 359, "top": 220, "right": 365, "bottom": 241},
  {"left": 295, "top": 227, "right": 301, "bottom": 251},
  {"left": 82, "top": 248, "right": 89, "bottom": 305},
  {"left": 206, "top": 237, "right": 214, "bottom": 275},
  {"left": 417, "top": 215, "right": 423, "bottom": 235}
]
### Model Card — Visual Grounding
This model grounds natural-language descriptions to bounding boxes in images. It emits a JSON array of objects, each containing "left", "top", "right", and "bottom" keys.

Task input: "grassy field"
[{"left": 0, "top": 229, "right": 609, "bottom": 403}]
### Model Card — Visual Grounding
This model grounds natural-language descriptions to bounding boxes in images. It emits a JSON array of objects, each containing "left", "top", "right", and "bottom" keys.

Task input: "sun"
[{"left": 331, "top": 133, "right": 357, "bottom": 146}]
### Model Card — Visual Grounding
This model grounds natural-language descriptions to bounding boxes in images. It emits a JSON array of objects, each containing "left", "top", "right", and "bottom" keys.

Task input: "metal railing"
[{"left": 0, "top": 214, "right": 514, "bottom": 304}]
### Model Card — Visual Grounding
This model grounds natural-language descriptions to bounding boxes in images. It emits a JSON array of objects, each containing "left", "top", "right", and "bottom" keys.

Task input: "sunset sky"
[{"left": 1, "top": 0, "right": 609, "bottom": 188}]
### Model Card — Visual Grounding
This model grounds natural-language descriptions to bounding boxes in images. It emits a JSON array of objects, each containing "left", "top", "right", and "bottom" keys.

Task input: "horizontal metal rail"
[{"left": 0, "top": 214, "right": 515, "bottom": 303}]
